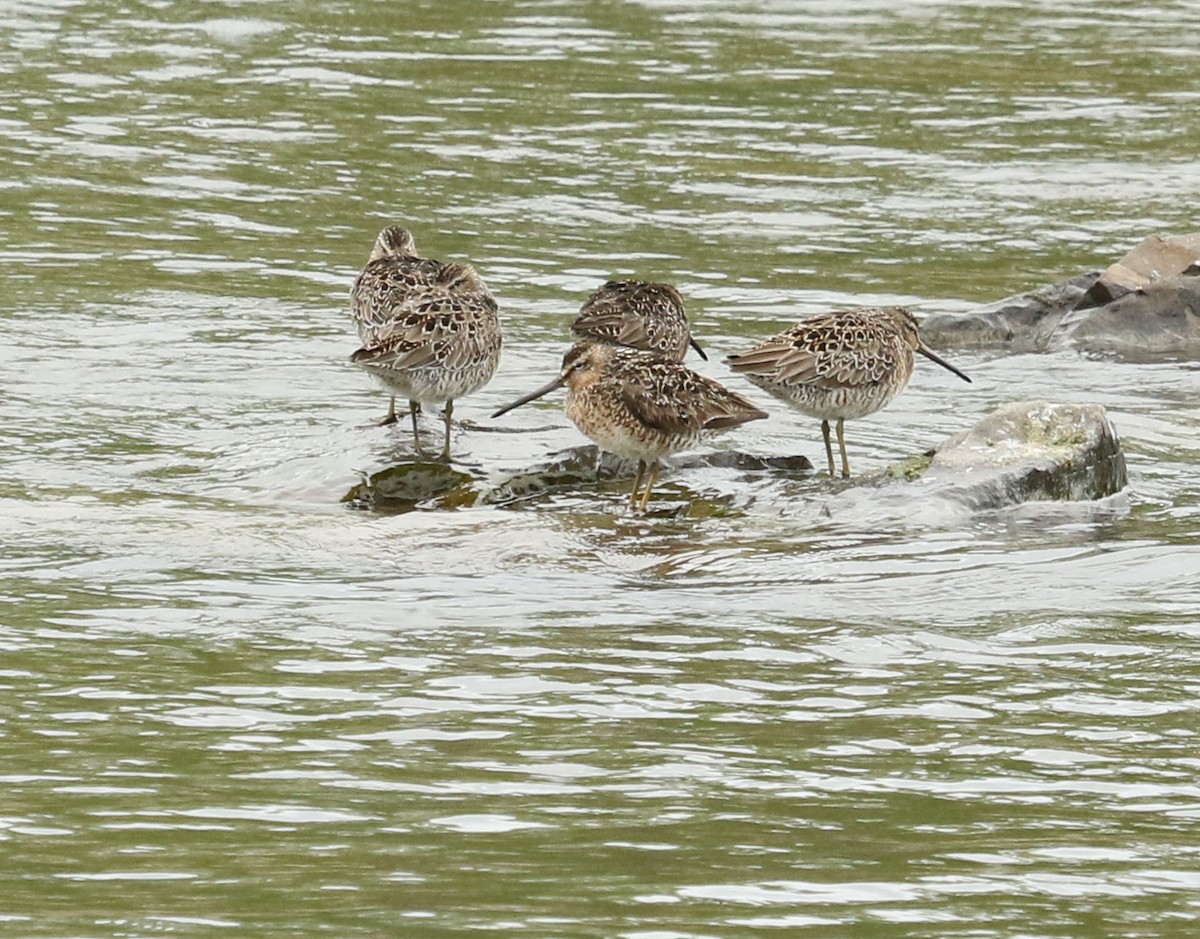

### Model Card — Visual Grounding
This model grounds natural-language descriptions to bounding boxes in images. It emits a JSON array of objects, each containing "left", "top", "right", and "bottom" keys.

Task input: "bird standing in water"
[
  {"left": 725, "top": 306, "right": 971, "bottom": 478},
  {"left": 570, "top": 280, "right": 707, "bottom": 362},
  {"left": 349, "top": 225, "right": 502, "bottom": 461},
  {"left": 492, "top": 341, "right": 767, "bottom": 512}
]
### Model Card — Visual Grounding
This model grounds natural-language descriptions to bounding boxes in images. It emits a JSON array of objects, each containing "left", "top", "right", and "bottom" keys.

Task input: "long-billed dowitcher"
[
  {"left": 571, "top": 280, "right": 707, "bottom": 361},
  {"left": 725, "top": 306, "right": 971, "bottom": 478},
  {"left": 349, "top": 225, "right": 502, "bottom": 461},
  {"left": 492, "top": 341, "right": 767, "bottom": 511}
]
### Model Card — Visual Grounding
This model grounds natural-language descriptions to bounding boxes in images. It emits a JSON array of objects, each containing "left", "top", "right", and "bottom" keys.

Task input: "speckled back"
[
  {"left": 570, "top": 281, "right": 696, "bottom": 361},
  {"left": 563, "top": 343, "right": 766, "bottom": 462},
  {"left": 349, "top": 226, "right": 502, "bottom": 404},
  {"left": 726, "top": 307, "right": 918, "bottom": 420}
]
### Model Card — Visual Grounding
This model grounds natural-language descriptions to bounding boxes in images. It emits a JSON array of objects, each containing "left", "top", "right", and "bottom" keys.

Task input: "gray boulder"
[
  {"left": 1073, "top": 232, "right": 1200, "bottom": 309},
  {"left": 921, "top": 233, "right": 1200, "bottom": 356},
  {"left": 920, "top": 400, "right": 1128, "bottom": 508},
  {"left": 789, "top": 400, "right": 1128, "bottom": 527},
  {"left": 1050, "top": 275, "right": 1200, "bottom": 355},
  {"left": 920, "top": 271, "right": 1099, "bottom": 352}
]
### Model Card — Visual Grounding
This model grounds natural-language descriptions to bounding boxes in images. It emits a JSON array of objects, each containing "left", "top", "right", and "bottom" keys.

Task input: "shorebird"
[
  {"left": 349, "top": 225, "right": 502, "bottom": 461},
  {"left": 492, "top": 341, "right": 767, "bottom": 511},
  {"left": 725, "top": 306, "right": 971, "bottom": 478},
  {"left": 570, "top": 280, "right": 707, "bottom": 361}
]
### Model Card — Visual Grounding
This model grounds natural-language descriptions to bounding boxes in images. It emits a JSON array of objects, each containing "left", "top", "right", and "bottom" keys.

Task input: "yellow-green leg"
[
  {"left": 378, "top": 396, "right": 399, "bottom": 426},
  {"left": 629, "top": 460, "right": 647, "bottom": 511},
  {"left": 820, "top": 419, "right": 836, "bottom": 477},
  {"left": 836, "top": 417, "right": 850, "bottom": 478},
  {"left": 637, "top": 461, "right": 660, "bottom": 514}
]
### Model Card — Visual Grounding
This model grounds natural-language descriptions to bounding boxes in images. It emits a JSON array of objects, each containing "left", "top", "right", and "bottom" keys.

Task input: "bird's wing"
[{"left": 728, "top": 313, "right": 903, "bottom": 388}]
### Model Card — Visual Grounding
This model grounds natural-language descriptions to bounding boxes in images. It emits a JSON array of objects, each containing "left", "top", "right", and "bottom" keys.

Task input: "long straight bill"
[
  {"left": 917, "top": 343, "right": 972, "bottom": 383},
  {"left": 491, "top": 375, "right": 566, "bottom": 418},
  {"left": 688, "top": 335, "right": 709, "bottom": 361}
]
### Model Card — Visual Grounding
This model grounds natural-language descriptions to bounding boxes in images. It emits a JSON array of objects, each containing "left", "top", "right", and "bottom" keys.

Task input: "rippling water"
[{"left": 4, "top": 1, "right": 1200, "bottom": 936}]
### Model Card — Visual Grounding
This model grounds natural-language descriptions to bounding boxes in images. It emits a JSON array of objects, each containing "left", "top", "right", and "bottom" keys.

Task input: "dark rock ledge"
[{"left": 921, "top": 233, "right": 1200, "bottom": 356}]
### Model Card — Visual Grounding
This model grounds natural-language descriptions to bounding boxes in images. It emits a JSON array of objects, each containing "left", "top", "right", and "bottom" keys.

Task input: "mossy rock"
[
  {"left": 343, "top": 461, "right": 477, "bottom": 512},
  {"left": 887, "top": 453, "right": 933, "bottom": 481}
]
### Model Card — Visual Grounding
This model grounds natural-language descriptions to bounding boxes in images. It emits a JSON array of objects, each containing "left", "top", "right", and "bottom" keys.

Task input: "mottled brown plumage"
[
  {"left": 571, "top": 280, "right": 706, "bottom": 361},
  {"left": 726, "top": 306, "right": 970, "bottom": 478},
  {"left": 349, "top": 225, "right": 502, "bottom": 459},
  {"left": 492, "top": 341, "right": 767, "bottom": 511}
]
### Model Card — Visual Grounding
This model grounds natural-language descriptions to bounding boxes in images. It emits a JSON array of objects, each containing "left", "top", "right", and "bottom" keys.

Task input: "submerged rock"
[
  {"left": 675, "top": 450, "right": 815, "bottom": 473},
  {"left": 484, "top": 445, "right": 813, "bottom": 508},
  {"left": 921, "top": 233, "right": 1200, "bottom": 357},
  {"left": 342, "top": 405, "right": 1124, "bottom": 519},
  {"left": 341, "top": 441, "right": 814, "bottom": 514},
  {"left": 342, "top": 461, "right": 478, "bottom": 512}
]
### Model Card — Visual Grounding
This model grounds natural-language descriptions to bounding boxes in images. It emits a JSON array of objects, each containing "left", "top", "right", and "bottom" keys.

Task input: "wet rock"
[
  {"left": 886, "top": 453, "right": 933, "bottom": 481},
  {"left": 920, "top": 271, "right": 1099, "bottom": 352},
  {"left": 675, "top": 450, "right": 815, "bottom": 473},
  {"left": 343, "top": 461, "right": 478, "bottom": 512},
  {"left": 920, "top": 232, "right": 1200, "bottom": 357},
  {"left": 542, "top": 444, "right": 814, "bottom": 476},
  {"left": 794, "top": 401, "right": 1128, "bottom": 527},
  {"left": 1073, "top": 232, "right": 1200, "bottom": 310},
  {"left": 482, "top": 464, "right": 599, "bottom": 506},
  {"left": 482, "top": 444, "right": 807, "bottom": 508},
  {"left": 1050, "top": 275, "right": 1200, "bottom": 355},
  {"left": 343, "top": 405, "right": 1124, "bottom": 518},
  {"left": 919, "top": 400, "right": 1128, "bottom": 508}
]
